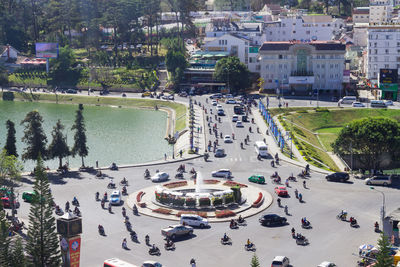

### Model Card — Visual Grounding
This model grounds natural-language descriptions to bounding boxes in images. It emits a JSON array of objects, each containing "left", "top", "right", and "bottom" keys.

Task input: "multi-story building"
[
  {"left": 203, "top": 33, "right": 260, "bottom": 72},
  {"left": 352, "top": 7, "right": 370, "bottom": 23},
  {"left": 263, "top": 15, "right": 345, "bottom": 42},
  {"left": 367, "top": 24, "right": 400, "bottom": 82},
  {"left": 369, "top": 0, "right": 393, "bottom": 24},
  {"left": 258, "top": 41, "right": 345, "bottom": 94}
]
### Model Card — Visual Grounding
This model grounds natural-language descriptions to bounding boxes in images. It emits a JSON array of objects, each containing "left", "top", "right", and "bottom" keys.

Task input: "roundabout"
[{"left": 127, "top": 175, "right": 273, "bottom": 222}]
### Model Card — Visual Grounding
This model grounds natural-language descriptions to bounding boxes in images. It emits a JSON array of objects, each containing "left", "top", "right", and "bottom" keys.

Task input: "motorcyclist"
[
  {"left": 339, "top": 210, "right": 347, "bottom": 220},
  {"left": 271, "top": 160, "right": 275, "bottom": 167},
  {"left": 95, "top": 191, "right": 99, "bottom": 201},
  {"left": 122, "top": 177, "right": 127, "bottom": 184},
  {"left": 230, "top": 219, "right": 237, "bottom": 228},
  {"left": 145, "top": 169, "right": 150, "bottom": 177},
  {"left": 122, "top": 238, "right": 127, "bottom": 249},
  {"left": 246, "top": 239, "right": 253, "bottom": 248},
  {"left": 238, "top": 215, "right": 244, "bottom": 223},
  {"left": 350, "top": 217, "right": 358, "bottom": 225},
  {"left": 291, "top": 227, "right": 296, "bottom": 238},
  {"left": 122, "top": 207, "right": 126, "bottom": 217},
  {"left": 65, "top": 201, "right": 70, "bottom": 212},
  {"left": 375, "top": 221, "right": 379, "bottom": 229},
  {"left": 151, "top": 244, "right": 157, "bottom": 252},
  {"left": 103, "top": 192, "right": 108, "bottom": 201},
  {"left": 74, "top": 206, "right": 80, "bottom": 216},
  {"left": 145, "top": 234, "right": 150, "bottom": 245},
  {"left": 122, "top": 186, "right": 127, "bottom": 195},
  {"left": 73, "top": 196, "right": 78, "bottom": 205},
  {"left": 98, "top": 224, "right": 104, "bottom": 234},
  {"left": 222, "top": 233, "right": 229, "bottom": 241}
]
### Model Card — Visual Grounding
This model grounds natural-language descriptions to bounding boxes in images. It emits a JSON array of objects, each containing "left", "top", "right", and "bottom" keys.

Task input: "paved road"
[{"left": 13, "top": 94, "right": 400, "bottom": 267}]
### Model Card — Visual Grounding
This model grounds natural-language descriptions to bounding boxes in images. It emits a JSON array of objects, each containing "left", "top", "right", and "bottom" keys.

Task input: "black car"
[
  {"left": 325, "top": 172, "right": 350, "bottom": 182},
  {"left": 259, "top": 214, "right": 287, "bottom": 226}
]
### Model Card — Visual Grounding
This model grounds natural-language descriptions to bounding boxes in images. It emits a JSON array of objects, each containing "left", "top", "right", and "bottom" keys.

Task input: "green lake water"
[{"left": 0, "top": 101, "right": 170, "bottom": 171}]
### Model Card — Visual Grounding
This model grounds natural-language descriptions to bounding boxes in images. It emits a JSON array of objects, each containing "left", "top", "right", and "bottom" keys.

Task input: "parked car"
[
  {"left": 22, "top": 191, "right": 38, "bottom": 203},
  {"left": 274, "top": 186, "right": 288, "bottom": 197},
  {"left": 236, "top": 121, "right": 244, "bottom": 127},
  {"left": 151, "top": 172, "right": 169, "bottom": 182},
  {"left": 167, "top": 95, "right": 174, "bottom": 100},
  {"left": 385, "top": 100, "right": 394, "bottom": 106},
  {"left": 110, "top": 190, "right": 121, "bottom": 205},
  {"left": 180, "top": 214, "right": 208, "bottom": 228},
  {"left": 214, "top": 148, "right": 225, "bottom": 157},
  {"left": 1, "top": 197, "right": 20, "bottom": 209},
  {"left": 226, "top": 99, "right": 236, "bottom": 104},
  {"left": 242, "top": 115, "right": 248, "bottom": 122},
  {"left": 66, "top": 89, "right": 77, "bottom": 94},
  {"left": 210, "top": 94, "right": 222, "bottom": 99},
  {"left": 259, "top": 214, "right": 287, "bottom": 226},
  {"left": 142, "top": 91, "right": 151, "bottom": 97},
  {"left": 371, "top": 100, "right": 387, "bottom": 108},
  {"left": 161, "top": 224, "right": 193, "bottom": 239},
  {"left": 352, "top": 102, "right": 365, "bottom": 107},
  {"left": 325, "top": 172, "right": 350, "bottom": 182},
  {"left": 224, "top": 135, "right": 232, "bottom": 143},
  {"left": 271, "top": 256, "right": 290, "bottom": 267},
  {"left": 142, "top": 261, "right": 163, "bottom": 267},
  {"left": 216, "top": 104, "right": 223, "bottom": 109},
  {"left": 338, "top": 96, "right": 357, "bottom": 104},
  {"left": 178, "top": 92, "right": 188, "bottom": 97},
  {"left": 365, "top": 175, "right": 392, "bottom": 186},
  {"left": 318, "top": 262, "right": 337, "bottom": 267},
  {"left": 211, "top": 169, "right": 231, "bottom": 178},
  {"left": 248, "top": 175, "right": 265, "bottom": 184}
]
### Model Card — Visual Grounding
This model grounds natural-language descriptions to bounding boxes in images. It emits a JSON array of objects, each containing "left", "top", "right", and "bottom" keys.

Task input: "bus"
[
  {"left": 254, "top": 141, "right": 268, "bottom": 157},
  {"left": 104, "top": 258, "right": 139, "bottom": 267},
  {"left": 234, "top": 105, "right": 243, "bottom": 114}
]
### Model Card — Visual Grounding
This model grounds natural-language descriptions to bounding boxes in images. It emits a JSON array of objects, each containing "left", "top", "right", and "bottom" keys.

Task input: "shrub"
[
  {"left": 212, "top": 197, "right": 223, "bottom": 206},
  {"left": 199, "top": 198, "right": 211, "bottom": 206},
  {"left": 137, "top": 191, "right": 144, "bottom": 202},
  {"left": 159, "top": 197, "right": 171, "bottom": 204},
  {"left": 215, "top": 210, "right": 236, "bottom": 218},
  {"left": 315, "top": 107, "right": 329, "bottom": 112},
  {"left": 163, "top": 181, "right": 187, "bottom": 188},
  {"left": 185, "top": 198, "right": 196, "bottom": 206},
  {"left": 224, "top": 195, "right": 234, "bottom": 204},
  {"left": 297, "top": 110, "right": 308, "bottom": 113},
  {"left": 252, "top": 192, "right": 264, "bottom": 208},
  {"left": 172, "top": 198, "right": 185, "bottom": 206},
  {"left": 152, "top": 208, "right": 172, "bottom": 215},
  {"left": 2, "top": 92, "right": 14, "bottom": 101},
  {"left": 203, "top": 179, "right": 220, "bottom": 184},
  {"left": 223, "top": 181, "right": 248, "bottom": 188}
]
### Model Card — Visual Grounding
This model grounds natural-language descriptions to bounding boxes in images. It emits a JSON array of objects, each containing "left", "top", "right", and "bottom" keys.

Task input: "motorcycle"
[
  {"left": 72, "top": 198, "right": 79, "bottom": 206},
  {"left": 229, "top": 222, "right": 238, "bottom": 229},
  {"left": 301, "top": 220, "right": 312, "bottom": 229},
  {"left": 271, "top": 160, "right": 275, "bottom": 167},
  {"left": 107, "top": 182, "right": 116, "bottom": 189},
  {"left": 175, "top": 172, "right": 184, "bottom": 179},
  {"left": 350, "top": 218, "right": 359, "bottom": 228},
  {"left": 110, "top": 163, "right": 118, "bottom": 171},
  {"left": 220, "top": 237, "right": 232, "bottom": 245},
  {"left": 244, "top": 243, "right": 256, "bottom": 252},
  {"left": 98, "top": 225, "right": 105, "bottom": 236},
  {"left": 164, "top": 242, "right": 176, "bottom": 250},
  {"left": 55, "top": 206, "right": 64, "bottom": 216},
  {"left": 272, "top": 178, "right": 281, "bottom": 184},
  {"left": 73, "top": 208, "right": 81, "bottom": 217},
  {"left": 336, "top": 212, "right": 347, "bottom": 221},
  {"left": 236, "top": 218, "right": 247, "bottom": 226},
  {"left": 149, "top": 246, "right": 161, "bottom": 256},
  {"left": 288, "top": 176, "right": 297, "bottom": 182},
  {"left": 130, "top": 231, "right": 138, "bottom": 242},
  {"left": 189, "top": 169, "right": 196, "bottom": 175},
  {"left": 122, "top": 187, "right": 127, "bottom": 196},
  {"left": 119, "top": 179, "right": 129, "bottom": 186},
  {"left": 95, "top": 192, "right": 100, "bottom": 201},
  {"left": 144, "top": 171, "right": 151, "bottom": 179},
  {"left": 295, "top": 234, "right": 309, "bottom": 246}
]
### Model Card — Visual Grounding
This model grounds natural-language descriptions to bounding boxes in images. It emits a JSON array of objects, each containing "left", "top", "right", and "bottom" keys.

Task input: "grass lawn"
[
  {"left": 316, "top": 127, "right": 343, "bottom": 151},
  {"left": 1, "top": 92, "right": 187, "bottom": 132}
]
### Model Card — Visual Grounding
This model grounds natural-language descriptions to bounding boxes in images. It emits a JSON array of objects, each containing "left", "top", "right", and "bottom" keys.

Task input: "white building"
[
  {"left": 203, "top": 33, "right": 260, "bottom": 72},
  {"left": 0, "top": 45, "right": 18, "bottom": 63},
  {"left": 258, "top": 41, "right": 346, "bottom": 94},
  {"left": 263, "top": 15, "right": 345, "bottom": 42},
  {"left": 367, "top": 24, "right": 400, "bottom": 81},
  {"left": 352, "top": 7, "right": 370, "bottom": 23},
  {"left": 369, "top": 1, "right": 393, "bottom": 24},
  {"left": 353, "top": 23, "right": 369, "bottom": 47}
]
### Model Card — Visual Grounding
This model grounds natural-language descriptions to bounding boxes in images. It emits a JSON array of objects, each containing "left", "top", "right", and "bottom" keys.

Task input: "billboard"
[
  {"left": 36, "top": 43, "right": 59, "bottom": 58},
  {"left": 288, "top": 76, "right": 315, "bottom": 84},
  {"left": 379, "top": 69, "right": 398, "bottom": 84},
  {"left": 343, "top": 70, "right": 350, "bottom": 83}
]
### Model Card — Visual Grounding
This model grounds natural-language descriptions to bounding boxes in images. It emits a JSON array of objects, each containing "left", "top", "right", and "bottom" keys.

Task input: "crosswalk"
[{"left": 194, "top": 155, "right": 263, "bottom": 163}]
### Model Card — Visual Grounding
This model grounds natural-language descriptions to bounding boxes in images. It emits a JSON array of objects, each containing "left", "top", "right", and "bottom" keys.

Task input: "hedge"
[
  {"left": 215, "top": 210, "right": 236, "bottom": 218},
  {"left": 163, "top": 181, "right": 188, "bottom": 188},
  {"left": 199, "top": 198, "right": 211, "bottom": 206},
  {"left": 225, "top": 195, "right": 234, "bottom": 204},
  {"left": 185, "top": 198, "right": 196, "bottom": 206},
  {"left": 252, "top": 192, "right": 264, "bottom": 208},
  {"left": 172, "top": 198, "right": 185, "bottom": 206},
  {"left": 223, "top": 181, "right": 248, "bottom": 188},
  {"left": 212, "top": 197, "right": 223, "bottom": 206},
  {"left": 152, "top": 208, "right": 172, "bottom": 215}
]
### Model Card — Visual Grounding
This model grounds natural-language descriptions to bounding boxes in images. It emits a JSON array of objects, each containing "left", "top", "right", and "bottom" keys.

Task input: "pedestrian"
[
  {"left": 200, "top": 126, "right": 202, "bottom": 133},
  {"left": 96, "top": 161, "right": 99, "bottom": 168},
  {"left": 285, "top": 179, "right": 289, "bottom": 187},
  {"left": 190, "top": 258, "right": 196, "bottom": 267},
  {"left": 164, "top": 153, "right": 167, "bottom": 160},
  {"left": 303, "top": 180, "right": 306, "bottom": 188},
  {"left": 299, "top": 193, "right": 303, "bottom": 202},
  {"left": 179, "top": 150, "right": 183, "bottom": 158},
  {"left": 286, "top": 102, "right": 288, "bottom": 108}
]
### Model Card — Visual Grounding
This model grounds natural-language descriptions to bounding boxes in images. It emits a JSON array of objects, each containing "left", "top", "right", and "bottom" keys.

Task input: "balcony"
[{"left": 291, "top": 70, "right": 314, "bottom": 76}]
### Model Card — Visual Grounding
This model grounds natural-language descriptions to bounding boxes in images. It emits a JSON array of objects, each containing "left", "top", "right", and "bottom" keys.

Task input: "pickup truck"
[{"left": 161, "top": 224, "right": 193, "bottom": 239}]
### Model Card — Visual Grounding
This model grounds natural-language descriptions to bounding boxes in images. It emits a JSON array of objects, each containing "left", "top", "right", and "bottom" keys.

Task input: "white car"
[
  {"left": 224, "top": 135, "right": 232, "bottom": 143},
  {"left": 236, "top": 121, "right": 244, "bottom": 127},
  {"left": 110, "top": 190, "right": 121, "bottom": 205},
  {"left": 318, "top": 262, "right": 336, "bottom": 267},
  {"left": 352, "top": 102, "right": 365, "bottom": 107},
  {"left": 151, "top": 172, "right": 169, "bottom": 182},
  {"left": 226, "top": 99, "right": 236, "bottom": 104},
  {"left": 271, "top": 256, "right": 290, "bottom": 267},
  {"left": 211, "top": 169, "right": 231, "bottom": 178},
  {"left": 216, "top": 104, "right": 223, "bottom": 109},
  {"left": 232, "top": 115, "right": 239, "bottom": 122},
  {"left": 142, "top": 261, "right": 163, "bottom": 267},
  {"left": 385, "top": 100, "right": 394, "bottom": 106},
  {"left": 180, "top": 214, "right": 209, "bottom": 228},
  {"left": 212, "top": 100, "right": 217, "bottom": 106}
]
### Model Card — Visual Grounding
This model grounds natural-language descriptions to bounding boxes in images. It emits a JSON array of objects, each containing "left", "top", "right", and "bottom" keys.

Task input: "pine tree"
[
  {"left": 250, "top": 253, "right": 260, "bottom": 267},
  {"left": 4, "top": 120, "right": 18, "bottom": 157},
  {"left": 0, "top": 202, "right": 11, "bottom": 266},
  {"left": 71, "top": 104, "right": 88, "bottom": 167},
  {"left": 9, "top": 237, "right": 27, "bottom": 267},
  {"left": 48, "top": 120, "right": 70, "bottom": 169},
  {"left": 26, "top": 155, "right": 61, "bottom": 266},
  {"left": 20, "top": 111, "right": 48, "bottom": 162},
  {"left": 375, "top": 232, "right": 394, "bottom": 267}
]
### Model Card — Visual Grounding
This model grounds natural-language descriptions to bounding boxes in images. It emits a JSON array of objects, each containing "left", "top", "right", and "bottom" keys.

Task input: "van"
[
  {"left": 180, "top": 214, "right": 209, "bottom": 228},
  {"left": 365, "top": 175, "right": 392, "bottom": 186},
  {"left": 254, "top": 141, "right": 268, "bottom": 157},
  {"left": 339, "top": 96, "right": 357, "bottom": 104},
  {"left": 370, "top": 100, "right": 387, "bottom": 108}
]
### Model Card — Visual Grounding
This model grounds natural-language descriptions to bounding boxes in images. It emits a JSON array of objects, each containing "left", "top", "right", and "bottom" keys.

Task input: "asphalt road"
[{"left": 13, "top": 94, "right": 400, "bottom": 267}]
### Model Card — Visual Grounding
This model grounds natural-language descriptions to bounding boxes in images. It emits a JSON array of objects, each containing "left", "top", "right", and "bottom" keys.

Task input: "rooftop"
[{"left": 259, "top": 41, "right": 346, "bottom": 51}]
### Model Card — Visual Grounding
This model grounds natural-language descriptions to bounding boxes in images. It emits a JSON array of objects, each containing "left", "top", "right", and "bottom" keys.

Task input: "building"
[
  {"left": 369, "top": 1, "right": 393, "bottom": 24},
  {"left": 352, "top": 7, "right": 370, "bottom": 23},
  {"left": 366, "top": 24, "right": 400, "bottom": 83},
  {"left": 258, "top": 41, "right": 346, "bottom": 95},
  {"left": 263, "top": 15, "right": 345, "bottom": 42},
  {"left": 383, "top": 208, "right": 400, "bottom": 245},
  {"left": 203, "top": 33, "right": 260, "bottom": 72},
  {"left": 353, "top": 23, "right": 369, "bottom": 47},
  {"left": 0, "top": 45, "right": 18, "bottom": 63}
]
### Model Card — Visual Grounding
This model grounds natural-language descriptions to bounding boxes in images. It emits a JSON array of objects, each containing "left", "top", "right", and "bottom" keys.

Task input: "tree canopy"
[
  {"left": 214, "top": 56, "right": 251, "bottom": 94},
  {"left": 48, "top": 120, "right": 70, "bottom": 169},
  {"left": 71, "top": 104, "right": 88, "bottom": 167},
  {"left": 20, "top": 111, "right": 48, "bottom": 162},
  {"left": 332, "top": 117, "right": 400, "bottom": 170},
  {"left": 4, "top": 120, "right": 18, "bottom": 157},
  {"left": 48, "top": 46, "right": 81, "bottom": 87}
]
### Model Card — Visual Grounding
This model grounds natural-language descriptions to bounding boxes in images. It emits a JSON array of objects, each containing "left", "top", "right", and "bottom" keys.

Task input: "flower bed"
[
  {"left": 215, "top": 210, "right": 236, "bottom": 218},
  {"left": 203, "top": 179, "right": 220, "bottom": 184},
  {"left": 172, "top": 198, "right": 185, "bottom": 206},
  {"left": 212, "top": 197, "right": 223, "bottom": 206},
  {"left": 152, "top": 208, "right": 172, "bottom": 215},
  {"left": 199, "top": 198, "right": 211, "bottom": 206},
  {"left": 224, "top": 195, "right": 234, "bottom": 204},
  {"left": 163, "top": 181, "right": 188, "bottom": 188},
  {"left": 252, "top": 192, "right": 264, "bottom": 208},
  {"left": 223, "top": 181, "right": 248, "bottom": 188},
  {"left": 136, "top": 191, "right": 144, "bottom": 202},
  {"left": 175, "top": 211, "right": 207, "bottom": 218}
]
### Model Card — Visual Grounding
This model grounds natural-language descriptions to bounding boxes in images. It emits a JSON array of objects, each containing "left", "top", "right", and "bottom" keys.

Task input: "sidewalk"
[{"left": 252, "top": 106, "right": 331, "bottom": 175}]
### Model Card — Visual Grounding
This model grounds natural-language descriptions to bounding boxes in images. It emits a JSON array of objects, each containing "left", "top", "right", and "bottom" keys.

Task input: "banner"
[{"left": 69, "top": 236, "right": 81, "bottom": 267}]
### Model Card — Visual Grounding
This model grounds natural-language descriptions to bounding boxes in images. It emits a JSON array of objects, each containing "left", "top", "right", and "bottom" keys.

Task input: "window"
[
  {"left": 256, "top": 65, "right": 260, "bottom": 70},
  {"left": 306, "top": 31, "right": 310, "bottom": 34},
  {"left": 293, "top": 31, "right": 296, "bottom": 34},
  {"left": 374, "top": 56, "right": 378, "bottom": 61},
  {"left": 373, "top": 72, "right": 377, "bottom": 77},
  {"left": 284, "top": 64, "right": 287, "bottom": 69},
  {"left": 317, "top": 55, "right": 321, "bottom": 59},
  {"left": 266, "top": 65, "right": 269, "bottom": 70},
  {"left": 385, "top": 42, "right": 390, "bottom": 47},
  {"left": 279, "top": 64, "right": 282, "bottom": 69},
  {"left": 385, "top": 49, "right": 389, "bottom": 54},
  {"left": 385, "top": 64, "right": 389, "bottom": 68},
  {"left": 335, "top": 73, "right": 339, "bottom": 78},
  {"left": 335, "top": 64, "right": 338, "bottom": 68},
  {"left": 321, "top": 64, "right": 325, "bottom": 69},
  {"left": 330, "top": 64, "right": 334, "bottom": 69},
  {"left": 374, "top": 42, "right": 377, "bottom": 47},
  {"left": 374, "top": 49, "right": 378, "bottom": 54},
  {"left": 279, "top": 55, "right": 283, "bottom": 59},
  {"left": 322, "top": 55, "right": 325, "bottom": 59},
  {"left": 397, "top": 64, "right": 400, "bottom": 68},
  {"left": 385, "top": 56, "right": 389, "bottom": 61},
  {"left": 317, "top": 64, "right": 320, "bottom": 68},
  {"left": 330, "top": 74, "right": 333, "bottom": 78},
  {"left": 374, "top": 64, "right": 378, "bottom": 70}
]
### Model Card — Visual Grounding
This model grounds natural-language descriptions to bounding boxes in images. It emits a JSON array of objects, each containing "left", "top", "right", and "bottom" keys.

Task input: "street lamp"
[{"left": 370, "top": 186, "right": 386, "bottom": 232}]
